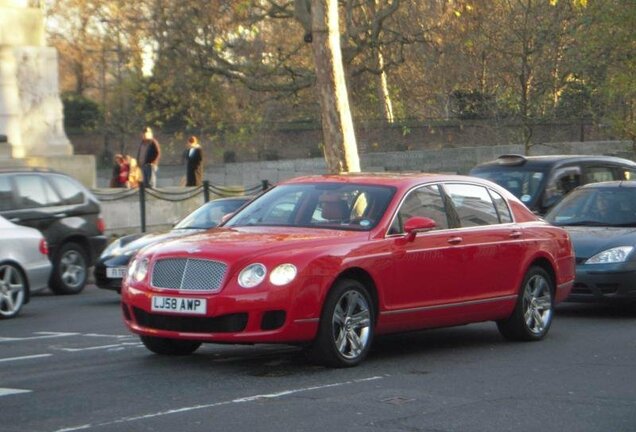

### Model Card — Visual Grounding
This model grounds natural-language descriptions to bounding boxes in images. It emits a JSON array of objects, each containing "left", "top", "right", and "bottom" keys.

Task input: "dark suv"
[
  {"left": 470, "top": 154, "right": 636, "bottom": 214},
  {"left": 0, "top": 168, "right": 107, "bottom": 294}
]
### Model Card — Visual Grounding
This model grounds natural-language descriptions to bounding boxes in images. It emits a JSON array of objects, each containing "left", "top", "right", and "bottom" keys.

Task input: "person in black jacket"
[
  {"left": 183, "top": 135, "right": 203, "bottom": 186},
  {"left": 136, "top": 126, "right": 161, "bottom": 188}
]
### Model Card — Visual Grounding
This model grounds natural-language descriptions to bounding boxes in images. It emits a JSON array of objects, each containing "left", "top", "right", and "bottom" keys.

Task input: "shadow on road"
[{"left": 555, "top": 302, "right": 636, "bottom": 320}]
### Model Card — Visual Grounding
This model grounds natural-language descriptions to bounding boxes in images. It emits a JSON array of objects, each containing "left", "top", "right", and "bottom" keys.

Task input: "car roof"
[
  {"left": 278, "top": 172, "right": 492, "bottom": 189},
  {"left": 472, "top": 154, "right": 636, "bottom": 170},
  {"left": 0, "top": 166, "right": 58, "bottom": 174},
  {"left": 579, "top": 180, "right": 636, "bottom": 190}
]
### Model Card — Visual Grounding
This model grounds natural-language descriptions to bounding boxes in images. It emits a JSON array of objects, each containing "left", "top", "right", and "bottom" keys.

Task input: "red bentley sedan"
[{"left": 121, "top": 173, "right": 575, "bottom": 367}]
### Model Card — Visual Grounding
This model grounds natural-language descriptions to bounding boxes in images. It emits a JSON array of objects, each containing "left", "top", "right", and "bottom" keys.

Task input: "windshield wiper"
[{"left": 556, "top": 220, "right": 608, "bottom": 226}]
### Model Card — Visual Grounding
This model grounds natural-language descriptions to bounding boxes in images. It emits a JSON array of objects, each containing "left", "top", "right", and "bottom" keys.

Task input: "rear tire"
[
  {"left": 497, "top": 266, "right": 554, "bottom": 341},
  {"left": 0, "top": 263, "right": 26, "bottom": 319},
  {"left": 50, "top": 242, "right": 88, "bottom": 295},
  {"left": 306, "top": 279, "right": 374, "bottom": 368},
  {"left": 140, "top": 335, "right": 201, "bottom": 355}
]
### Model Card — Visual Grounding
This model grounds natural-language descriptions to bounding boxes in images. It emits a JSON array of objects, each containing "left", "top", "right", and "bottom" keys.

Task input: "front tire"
[
  {"left": 306, "top": 279, "right": 374, "bottom": 367},
  {"left": 0, "top": 263, "right": 27, "bottom": 319},
  {"left": 140, "top": 335, "right": 201, "bottom": 355},
  {"left": 50, "top": 242, "right": 88, "bottom": 295},
  {"left": 497, "top": 266, "right": 554, "bottom": 341}
]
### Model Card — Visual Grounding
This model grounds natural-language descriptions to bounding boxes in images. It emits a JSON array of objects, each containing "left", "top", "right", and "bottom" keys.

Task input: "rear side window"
[
  {"left": 444, "top": 184, "right": 499, "bottom": 227},
  {"left": 48, "top": 175, "right": 85, "bottom": 205},
  {"left": 14, "top": 175, "right": 62, "bottom": 209},
  {"left": 488, "top": 190, "right": 513, "bottom": 223},
  {"left": 0, "top": 175, "right": 13, "bottom": 211},
  {"left": 585, "top": 166, "right": 617, "bottom": 183}
]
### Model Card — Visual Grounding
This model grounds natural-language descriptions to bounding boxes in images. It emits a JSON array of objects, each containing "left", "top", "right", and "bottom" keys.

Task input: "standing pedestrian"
[
  {"left": 183, "top": 135, "right": 203, "bottom": 186},
  {"left": 136, "top": 126, "right": 161, "bottom": 188}
]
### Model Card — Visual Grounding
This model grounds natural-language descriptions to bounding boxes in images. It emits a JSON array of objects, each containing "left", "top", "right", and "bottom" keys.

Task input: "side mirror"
[{"left": 404, "top": 216, "right": 436, "bottom": 242}]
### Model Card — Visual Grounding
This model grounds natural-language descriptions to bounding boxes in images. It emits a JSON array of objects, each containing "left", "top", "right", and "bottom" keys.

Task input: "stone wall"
[{"left": 96, "top": 140, "right": 634, "bottom": 238}]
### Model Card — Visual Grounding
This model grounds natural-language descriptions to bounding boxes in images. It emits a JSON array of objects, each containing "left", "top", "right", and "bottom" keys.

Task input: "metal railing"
[{"left": 92, "top": 180, "right": 271, "bottom": 232}]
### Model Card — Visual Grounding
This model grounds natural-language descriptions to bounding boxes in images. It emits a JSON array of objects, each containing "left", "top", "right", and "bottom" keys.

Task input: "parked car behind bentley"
[
  {"left": 0, "top": 215, "right": 52, "bottom": 318},
  {"left": 545, "top": 181, "right": 636, "bottom": 305}
]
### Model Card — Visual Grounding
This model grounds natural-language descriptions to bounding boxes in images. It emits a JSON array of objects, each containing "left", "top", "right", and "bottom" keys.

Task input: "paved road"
[{"left": 1, "top": 286, "right": 635, "bottom": 432}]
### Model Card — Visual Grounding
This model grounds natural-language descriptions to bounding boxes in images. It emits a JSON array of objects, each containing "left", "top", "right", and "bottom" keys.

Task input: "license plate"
[
  {"left": 151, "top": 296, "right": 207, "bottom": 315},
  {"left": 106, "top": 267, "right": 127, "bottom": 278}
]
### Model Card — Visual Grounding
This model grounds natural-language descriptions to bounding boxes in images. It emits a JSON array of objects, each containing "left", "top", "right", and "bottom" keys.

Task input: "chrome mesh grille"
[{"left": 152, "top": 258, "right": 227, "bottom": 292}]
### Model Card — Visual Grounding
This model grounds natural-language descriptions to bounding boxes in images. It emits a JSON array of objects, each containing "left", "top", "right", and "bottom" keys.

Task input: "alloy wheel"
[
  {"left": 0, "top": 264, "right": 25, "bottom": 318},
  {"left": 522, "top": 274, "right": 553, "bottom": 335},
  {"left": 331, "top": 290, "right": 372, "bottom": 360}
]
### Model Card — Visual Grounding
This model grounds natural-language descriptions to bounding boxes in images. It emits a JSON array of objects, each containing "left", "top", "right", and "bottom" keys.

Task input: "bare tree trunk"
[
  {"left": 311, "top": 0, "right": 360, "bottom": 173},
  {"left": 377, "top": 50, "right": 395, "bottom": 124}
]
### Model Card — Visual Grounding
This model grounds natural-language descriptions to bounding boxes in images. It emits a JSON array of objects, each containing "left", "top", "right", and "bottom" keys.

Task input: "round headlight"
[
  {"left": 238, "top": 263, "right": 267, "bottom": 288},
  {"left": 269, "top": 264, "right": 297, "bottom": 286},
  {"left": 585, "top": 246, "right": 634, "bottom": 264},
  {"left": 134, "top": 258, "right": 150, "bottom": 282}
]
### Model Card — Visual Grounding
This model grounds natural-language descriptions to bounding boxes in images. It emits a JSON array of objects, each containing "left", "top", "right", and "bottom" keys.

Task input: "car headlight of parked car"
[
  {"left": 238, "top": 263, "right": 267, "bottom": 288},
  {"left": 585, "top": 246, "right": 634, "bottom": 264}
]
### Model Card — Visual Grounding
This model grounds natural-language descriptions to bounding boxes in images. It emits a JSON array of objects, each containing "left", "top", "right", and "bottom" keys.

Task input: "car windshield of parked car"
[
  {"left": 471, "top": 167, "right": 545, "bottom": 205},
  {"left": 175, "top": 199, "right": 248, "bottom": 230},
  {"left": 545, "top": 187, "right": 636, "bottom": 227},
  {"left": 225, "top": 183, "right": 396, "bottom": 230}
]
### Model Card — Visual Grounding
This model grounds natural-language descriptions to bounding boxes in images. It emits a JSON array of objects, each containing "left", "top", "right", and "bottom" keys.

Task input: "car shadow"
[
  {"left": 555, "top": 302, "right": 636, "bottom": 319},
  {"left": 136, "top": 324, "right": 505, "bottom": 375}
]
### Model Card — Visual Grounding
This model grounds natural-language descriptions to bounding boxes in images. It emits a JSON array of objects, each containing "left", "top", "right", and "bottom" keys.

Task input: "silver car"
[{"left": 0, "top": 215, "right": 52, "bottom": 318}]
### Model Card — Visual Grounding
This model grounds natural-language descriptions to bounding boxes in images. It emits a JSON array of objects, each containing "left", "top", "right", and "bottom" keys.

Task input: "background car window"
[
  {"left": 390, "top": 184, "right": 448, "bottom": 234},
  {"left": 444, "top": 183, "right": 499, "bottom": 227},
  {"left": 585, "top": 166, "right": 616, "bottom": 183},
  {"left": 0, "top": 175, "right": 13, "bottom": 211},
  {"left": 471, "top": 168, "right": 544, "bottom": 205},
  {"left": 14, "top": 175, "right": 62, "bottom": 209},
  {"left": 49, "top": 175, "right": 85, "bottom": 205},
  {"left": 623, "top": 168, "right": 636, "bottom": 180},
  {"left": 488, "top": 190, "right": 513, "bottom": 223}
]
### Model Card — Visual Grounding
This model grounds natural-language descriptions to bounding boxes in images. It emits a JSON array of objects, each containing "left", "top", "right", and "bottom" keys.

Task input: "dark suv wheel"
[{"left": 50, "top": 242, "right": 88, "bottom": 295}]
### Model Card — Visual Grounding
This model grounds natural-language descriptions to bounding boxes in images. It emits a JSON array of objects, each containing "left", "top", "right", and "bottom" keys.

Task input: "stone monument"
[{"left": 0, "top": 0, "right": 95, "bottom": 186}]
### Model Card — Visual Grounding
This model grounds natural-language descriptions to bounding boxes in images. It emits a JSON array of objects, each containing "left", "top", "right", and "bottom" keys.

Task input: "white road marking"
[
  {"left": 0, "top": 388, "right": 31, "bottom": 397},
  {"left": 82, "top": 333, "right": 133, "bottom": 339},
  {"left": 57, "top": 342, "right": 143, "bottom": 352},
  {"left": 0, "top": 332, "right": 79, "bottom": 342},
  {"left": 0, "top": 353, "right": 53, "bottom": 363},
  {"left": 52, "top": 376, "right": 384, "bottom": 432}
]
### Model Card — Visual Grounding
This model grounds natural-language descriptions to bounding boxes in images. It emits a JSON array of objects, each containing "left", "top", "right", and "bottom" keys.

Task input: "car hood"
[
  {"left": 144, "top": 226, "right": 367, "bottom": 262},
  {"left": 119, "top": 229, "right": 205, "bottom": 256},
  {"left": 563, "top": 226, "right": 636, "bottom": 260}
]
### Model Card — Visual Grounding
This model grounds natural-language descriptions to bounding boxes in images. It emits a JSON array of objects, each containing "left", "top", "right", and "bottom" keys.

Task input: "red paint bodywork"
[{"left": 121, "top": 173, "right": 574, "bottom": 345}]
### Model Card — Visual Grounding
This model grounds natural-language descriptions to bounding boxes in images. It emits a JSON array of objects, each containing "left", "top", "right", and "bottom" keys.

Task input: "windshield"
[
  {"left": 175, "top": 198, "right": 249, "bottom": 230},
  {"left": 545, "top": 187, "right": 636, "bottom": 227},
  {"left": 471, "top": 167, "right": 545, "bottom": 205},
  {"left": 225, "top": 183, "right": 396, "bottom": 231}
]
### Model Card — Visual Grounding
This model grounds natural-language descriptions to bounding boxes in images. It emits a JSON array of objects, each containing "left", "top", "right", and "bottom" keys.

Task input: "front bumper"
[
  {"left": 121, "top": 280, "right": 321, "bottom": 344},
  {"left": 567, "top": 262, "right": 636, "bottom": 304},
  {"left": 94, "top": 255, "right": 130, "bottom": 292}
]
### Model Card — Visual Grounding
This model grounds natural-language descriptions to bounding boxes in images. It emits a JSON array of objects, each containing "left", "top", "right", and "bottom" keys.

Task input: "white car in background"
[{"left": 0, "top": 215, "right": 52, "bottom": 318}]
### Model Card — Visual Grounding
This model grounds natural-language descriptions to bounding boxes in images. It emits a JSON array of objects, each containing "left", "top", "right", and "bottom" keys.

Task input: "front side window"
[
  {"left": 389, "top": 184, "right": 448, "bottom": 234},
  {"left": 14, "top": 175, "right": 62, "bottom": 209},
  {"left": 444, "top": 183, "right": 499, "bottom": 227},
  {"left": 226, "top": 183, "right": 395, "bottom": 231}
]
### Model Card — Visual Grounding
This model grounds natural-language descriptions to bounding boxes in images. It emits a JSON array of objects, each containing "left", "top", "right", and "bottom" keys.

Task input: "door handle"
[
  {"left": 509, "top": 230, "right": 522, "bottom": 239},
  {"left": 54, "top": 213, "right": 67, "bottom": 218},
  {"left": 447, "top": 236, "right": 463, "bottom": 245}
]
